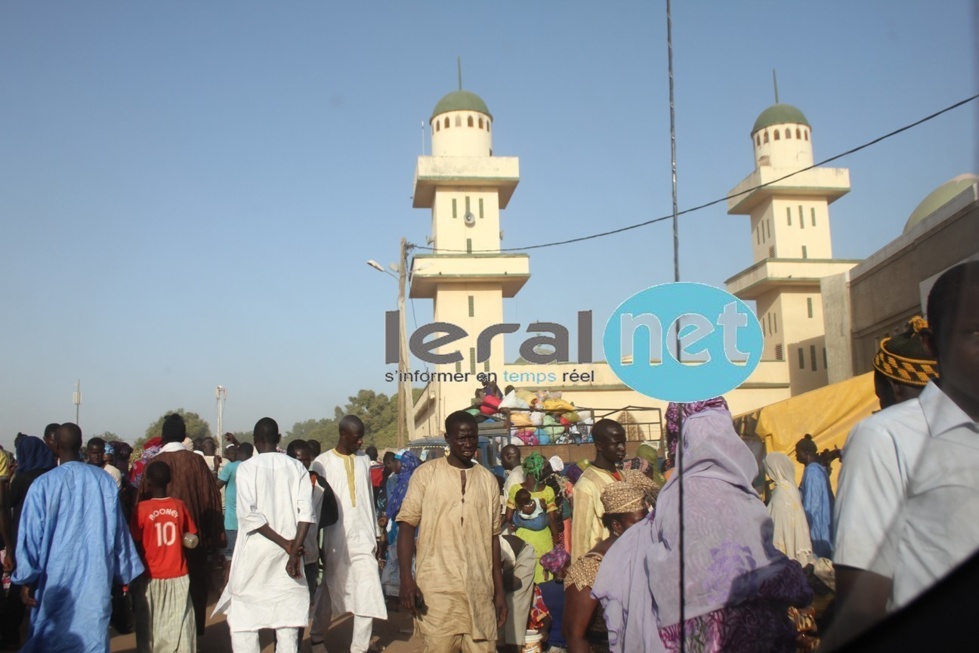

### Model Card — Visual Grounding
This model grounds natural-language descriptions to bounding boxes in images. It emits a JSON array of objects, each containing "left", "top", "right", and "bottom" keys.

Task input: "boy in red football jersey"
[{"left": 131, "top": 461, "right": 198, "bottom": 653}]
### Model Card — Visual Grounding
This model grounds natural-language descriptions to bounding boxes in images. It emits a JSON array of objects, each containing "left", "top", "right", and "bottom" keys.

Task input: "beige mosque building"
[{"left": 406, "top": 86, "right": 978, "bottom": 441}]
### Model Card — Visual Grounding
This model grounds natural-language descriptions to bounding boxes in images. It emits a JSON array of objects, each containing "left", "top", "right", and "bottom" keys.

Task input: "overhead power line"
[{"left": 415, "top": 92, "right": 979, "bottom": 254}]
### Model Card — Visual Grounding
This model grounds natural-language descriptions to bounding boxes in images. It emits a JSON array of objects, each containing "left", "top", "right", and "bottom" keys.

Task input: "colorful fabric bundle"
[
  {"left": 541, "top": 545, "right": 571, "bottom": 579},
  {"left": 543, "top": 398, "right": 575, "bottom": 413},
  {"left": 480, "top": 394, "right": 502, "bottom": 415},
  {"left": 510, "top": 412, "right": 533, "bottom": 428},
  {"left": 514, "top": 430, "right": 539, "bottom": 446},
  {"left": 128, "top": 436, "right": 163, "bottom": 488}
]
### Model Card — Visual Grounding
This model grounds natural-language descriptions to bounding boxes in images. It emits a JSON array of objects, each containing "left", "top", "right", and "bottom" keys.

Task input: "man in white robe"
[
  {"left": 213, "top": 418, "right": 314, "bottom": 653},
  {"left": 310, "top": 415, "right": 387, "bottom": 653}
]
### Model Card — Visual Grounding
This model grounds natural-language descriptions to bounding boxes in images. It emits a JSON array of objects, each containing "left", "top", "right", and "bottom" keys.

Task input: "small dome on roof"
[
  {"left": 903, "top": 174, "right": 979, "bottom": 233},
  {"left": 431, "top": 90, "right": 492, "bottom": 121},
  {"left": 752, "top": 103, "right": 810, "bottom": 134}
]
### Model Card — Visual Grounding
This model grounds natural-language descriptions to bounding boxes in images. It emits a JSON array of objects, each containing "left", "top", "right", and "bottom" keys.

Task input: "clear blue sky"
[{"left": 1, "top": 1, "right": 976, "bottom": 447}]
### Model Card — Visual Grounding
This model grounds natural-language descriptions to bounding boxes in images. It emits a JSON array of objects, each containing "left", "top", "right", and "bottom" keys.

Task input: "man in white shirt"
[
  {"left": 286, "top": 439, "right": 330, "bottom": 603},
  {"left": 830, "top": 261, "right": 979, "bottom": 646},
  {"left": 310, "top": 416, "right": 387, "bottom": 653},
  {"left": 213, "top": 417, "right": 313, "bottom": 653}
]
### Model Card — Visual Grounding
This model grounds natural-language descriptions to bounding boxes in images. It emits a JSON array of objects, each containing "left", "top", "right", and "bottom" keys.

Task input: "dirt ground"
[{"left": 108, "top": 593, "right": 425, "bottom": 653}]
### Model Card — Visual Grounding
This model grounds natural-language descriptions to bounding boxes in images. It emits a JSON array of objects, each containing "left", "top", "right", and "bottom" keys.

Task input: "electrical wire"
[{"left": 414, "top": 92, "right": 979, "bottom": 255}]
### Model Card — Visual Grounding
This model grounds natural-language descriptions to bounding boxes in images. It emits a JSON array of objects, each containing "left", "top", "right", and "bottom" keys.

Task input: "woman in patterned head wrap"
[
  {"left": 872, "top": 316, "right": 938, "bottom": 409},
  {"left": 563, "top": 480, "right": 651, "bottom": 653},
  {"left": 620, "top": 468, "right": 659, "bottom": 507},
  {"left": 504, "top": 451, "right": 559, "bottom": 584}
]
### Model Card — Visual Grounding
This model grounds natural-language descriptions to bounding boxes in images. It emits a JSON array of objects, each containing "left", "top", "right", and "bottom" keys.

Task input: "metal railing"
[{"left": 480, "top": 404, "right": 663, "bottom": 445}]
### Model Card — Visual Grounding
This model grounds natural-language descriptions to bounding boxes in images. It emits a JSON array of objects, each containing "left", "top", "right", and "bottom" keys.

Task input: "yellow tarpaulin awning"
[{"left": 751, "top": 372, "right": 878, "bottom": 489}]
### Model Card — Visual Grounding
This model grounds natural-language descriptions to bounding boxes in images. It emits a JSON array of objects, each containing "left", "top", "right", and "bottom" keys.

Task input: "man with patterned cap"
[
  {"left": 834, "top": 324, "right": 940, "bottom": 639},
  {"left": 872, "top": 316, "right": 939, "bottom": 410},
  {"left": 831, "top": 263, "right": 979, "bottom": 645}
]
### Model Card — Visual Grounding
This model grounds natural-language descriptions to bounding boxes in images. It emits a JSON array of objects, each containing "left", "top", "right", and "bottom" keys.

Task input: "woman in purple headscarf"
[{"left": 593, "top": 399, "right": 812, "bottom": 653}]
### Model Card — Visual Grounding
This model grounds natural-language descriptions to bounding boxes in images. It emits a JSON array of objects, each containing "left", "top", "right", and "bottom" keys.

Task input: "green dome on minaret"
[
  {"left": 431, "top": 90, "right": 492, "bottom": 121},
  {"left": 752, "top": 103, "right": 810, "bottom": 134}
]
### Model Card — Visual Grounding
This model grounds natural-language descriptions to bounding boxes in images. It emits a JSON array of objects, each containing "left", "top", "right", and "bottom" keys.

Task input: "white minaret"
[
  {"left": 726, "top": 100, "right": 855, "bottom": 395},
  {"left": 410, "top": 85, "right": 529, "bottom": 433}
]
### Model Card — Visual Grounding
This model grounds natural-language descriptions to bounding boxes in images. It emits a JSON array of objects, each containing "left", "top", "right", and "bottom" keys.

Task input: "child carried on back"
[{"left": 511, "top": 487, "right": 550, "bottom": 532}]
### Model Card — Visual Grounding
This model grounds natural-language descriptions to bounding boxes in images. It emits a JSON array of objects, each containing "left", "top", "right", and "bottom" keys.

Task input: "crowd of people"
[{"left": 0, "top": 260, "right": 974, "bottom": 653}]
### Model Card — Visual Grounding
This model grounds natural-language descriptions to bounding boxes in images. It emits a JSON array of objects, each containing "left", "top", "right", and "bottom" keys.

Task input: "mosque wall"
[
  {"left": 847, "top": 197, "right": 979, "bottom": 375},
  {"left": 821, "top": 271, "right": 855, "bottom": 384}
]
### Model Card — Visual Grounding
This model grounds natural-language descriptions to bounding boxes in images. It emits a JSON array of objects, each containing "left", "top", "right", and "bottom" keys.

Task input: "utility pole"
[
  {"left": 666, "top": 2, "right": 686, "bottom": 650},
  {"left": 72, "top": 379, "right": 82, "bottom": 425},
  {"left": 397, "top": 237, "right": 415, "bottom": 448},
  {"left": 368, "top": 239, "right": 416, "bottom": 449}
]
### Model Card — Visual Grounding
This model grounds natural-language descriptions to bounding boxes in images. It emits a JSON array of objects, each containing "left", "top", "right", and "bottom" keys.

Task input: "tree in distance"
[
  {"left": 91, "top": 431, "right": 123, "bottom": 443},
  {"left": 287, "top": 418, "right": 338, "bottom": 447},
  {"left": 134, "top": 409, "right": 213, "bottom": 453},
  {"left": 285, "top": 387, "right": 423, "bottom": 451}
]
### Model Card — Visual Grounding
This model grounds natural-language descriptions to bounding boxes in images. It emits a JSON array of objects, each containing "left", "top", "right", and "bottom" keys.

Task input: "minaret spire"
[
  {"left": 772, "top": 68, "right": 780, "bottom": 104},
  {"left": 457, "top": 57, "right": 463, "bottom": 90}
]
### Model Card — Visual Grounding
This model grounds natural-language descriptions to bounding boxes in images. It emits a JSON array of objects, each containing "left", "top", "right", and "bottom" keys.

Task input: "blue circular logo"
[{"left": 602, "top": 282, "right": 764, "bottom": 402}]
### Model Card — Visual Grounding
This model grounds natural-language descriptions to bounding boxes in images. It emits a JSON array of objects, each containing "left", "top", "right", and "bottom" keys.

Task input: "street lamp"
[
  {"left": 216, "top": 386, "right": 227, "bottom": 439},
  {"left": 72, "top": 379, "right": 82, "bottom": 425},
  {"left": 367, "top": 237, "right": 415, "bottom": 448}
]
